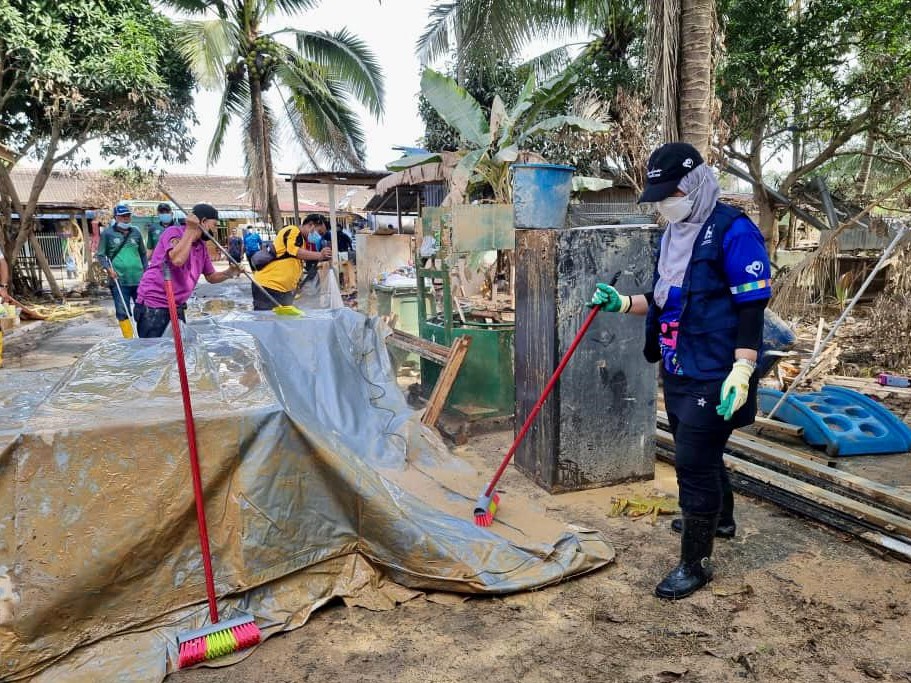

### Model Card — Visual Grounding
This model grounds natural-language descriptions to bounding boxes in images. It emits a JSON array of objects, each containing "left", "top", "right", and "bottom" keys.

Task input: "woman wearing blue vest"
[{"left": 591, "top": 142, "right": 771, "bottom": 600}]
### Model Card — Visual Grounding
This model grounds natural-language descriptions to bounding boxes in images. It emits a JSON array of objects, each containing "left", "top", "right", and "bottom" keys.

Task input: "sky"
[
  {"left": 75, "top": 0, "right": 584, "bottom": 177},
  {"left": 174, "top": 0, "right": 439, "bottom": 175}
]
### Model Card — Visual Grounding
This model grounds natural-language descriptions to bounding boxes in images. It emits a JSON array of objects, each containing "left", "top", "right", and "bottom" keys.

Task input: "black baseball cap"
[
  {"left": 192, "top": 203, "right": 219, "bottom": 221},
  {"left": 638, "top": 143, "right": 704, "bottom": 203},
  {"left": 192, "top": 203, "right": 218, "bottom": 241},
  {"left": 157, "top": 202, "right": 172, "bottom": 213}
]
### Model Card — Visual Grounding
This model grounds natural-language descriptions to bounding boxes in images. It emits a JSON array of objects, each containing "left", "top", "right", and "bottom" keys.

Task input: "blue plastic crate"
[{"left": 758, "top": 385, "right": 911, "bottom": 456}]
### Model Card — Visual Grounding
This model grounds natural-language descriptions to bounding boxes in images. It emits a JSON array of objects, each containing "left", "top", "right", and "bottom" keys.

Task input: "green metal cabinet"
[{"left": 419, "top": 316, "right": 515, "bottom": 419}]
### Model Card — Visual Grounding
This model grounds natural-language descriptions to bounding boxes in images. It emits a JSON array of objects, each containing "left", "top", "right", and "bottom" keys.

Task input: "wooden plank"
[
  {"left": 658, "top": 411, "right": 911, "bottom": 516},
  {"left": 386, "top": 329, "right": 449, "bottom": 365},
  {"left": 657, "top": 444, "right": 911, "bottom": 562},
  {"left": 421, "top": 336, "right": 472, "bottom": 427},
  {"left": 752, "top": 415, "right": 804, "bottom": 438},
  {"left": 656, "top": 429, "right": 911, "bottom": 539}
]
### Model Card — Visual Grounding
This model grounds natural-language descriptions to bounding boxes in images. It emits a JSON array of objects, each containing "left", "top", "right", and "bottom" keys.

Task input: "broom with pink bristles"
[{"left": 162, "top": 262, "right": 261, "bottom": 667}]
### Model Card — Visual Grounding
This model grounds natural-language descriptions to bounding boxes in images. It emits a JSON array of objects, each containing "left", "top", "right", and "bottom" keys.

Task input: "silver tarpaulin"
[{"left": 1, "top": 309, "right": 613, "bottom": 681}]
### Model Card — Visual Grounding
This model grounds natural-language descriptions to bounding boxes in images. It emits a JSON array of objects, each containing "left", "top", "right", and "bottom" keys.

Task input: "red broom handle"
[
  {"left": 484, "top": 306, "right": 601, "bottom": 497},
  {"left": 164, "top": 263, "right": 220, "bottom": 624}
]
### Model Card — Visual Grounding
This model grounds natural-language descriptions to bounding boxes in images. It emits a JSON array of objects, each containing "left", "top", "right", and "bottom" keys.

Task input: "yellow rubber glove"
[{"left": 716, "top": 359, "right": 756, "bottom": 420}]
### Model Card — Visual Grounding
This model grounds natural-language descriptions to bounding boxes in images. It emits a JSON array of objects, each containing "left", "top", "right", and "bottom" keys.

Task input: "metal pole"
[
  {"left": 766, "top": 225, "right": 909, "bottom": 420},
  {"left": 292, "top": 177, "right": 300, "bottom": 227},
  {"left": 328, "top": 181, "right": 340, "bottom": 271},
  {"left": 395, "top": 187, "right": 402, "bottom": 233}
]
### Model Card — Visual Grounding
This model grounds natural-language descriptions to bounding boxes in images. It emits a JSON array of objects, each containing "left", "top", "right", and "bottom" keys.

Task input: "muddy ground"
[
  {"left": 7, "top": 301, "right": 911, "bottom": 683},
  {"left": 174, "top": 428, "right": 911, "bottom": 683}
]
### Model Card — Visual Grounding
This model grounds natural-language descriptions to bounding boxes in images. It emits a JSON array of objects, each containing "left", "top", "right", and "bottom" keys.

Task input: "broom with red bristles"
[
  {"left": 474, "top": 305, "right": 603, "bottom": 526},
  {"left": 162, "top": 262, "right": 261, "bottom": 667}
]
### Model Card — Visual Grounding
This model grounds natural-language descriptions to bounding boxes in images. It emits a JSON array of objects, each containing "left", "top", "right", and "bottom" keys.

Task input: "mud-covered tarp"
[{"left": 0, "top": 309, "right": 613, "bottom": 681}]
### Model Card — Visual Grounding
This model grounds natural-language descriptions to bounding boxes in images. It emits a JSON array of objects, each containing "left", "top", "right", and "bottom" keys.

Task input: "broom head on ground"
[{"left": 177, "top": 614, "right": 262, "bottom": 668}]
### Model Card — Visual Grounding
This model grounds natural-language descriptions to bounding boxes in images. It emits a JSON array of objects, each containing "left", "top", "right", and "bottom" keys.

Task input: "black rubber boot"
[
  {"left": 671, "top": 490, "right": 735, "bottom": 538},
  {"left": 656, "top": 514, "right": 718, "bottom": 600}
]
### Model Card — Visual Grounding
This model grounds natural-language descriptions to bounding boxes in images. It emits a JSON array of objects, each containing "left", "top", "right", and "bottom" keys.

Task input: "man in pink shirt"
[{"left": 135, "top": 203, "right": 240, "bottom": 338}]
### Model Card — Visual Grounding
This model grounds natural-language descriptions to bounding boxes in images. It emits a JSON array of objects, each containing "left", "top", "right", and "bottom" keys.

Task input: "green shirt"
[
  {"left": 147, "top": 223, "right": 170, "bottom": 251},
  {"left": 96, "top": 225, "right": 147, "bottom": 285}
]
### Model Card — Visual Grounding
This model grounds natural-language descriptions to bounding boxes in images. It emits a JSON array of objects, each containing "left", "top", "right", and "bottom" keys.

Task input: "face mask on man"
[
  {"left": 159, "top": 213, "right": 173, "bottom": 225},
  {"left": 115, "top": 221, "right": 131, "bottom": 230}
]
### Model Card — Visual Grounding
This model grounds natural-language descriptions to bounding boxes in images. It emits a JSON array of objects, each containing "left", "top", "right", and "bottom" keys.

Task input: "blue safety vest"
[{"left": 645, "top": 203, "right": 747, "bottom": 381}]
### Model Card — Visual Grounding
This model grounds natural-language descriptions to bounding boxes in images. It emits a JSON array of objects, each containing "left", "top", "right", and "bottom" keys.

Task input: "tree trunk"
[
  {"left": 678, "top": 0, "right": 714, "bottom": 156},
  {"left": 757, "top": 194, "right": 780, "bottom": 255},
  {"left": 855, "top": 132, "right": 876, "bottom": 198},
  {"left": 261, "top": 112, "right": 282, "bottom": 230},
  {"left": 248, "top": 76, "right": 282, "bottom": 229},
  {"left": 29, "top": 232, "right": 63, "bottom": 298}
]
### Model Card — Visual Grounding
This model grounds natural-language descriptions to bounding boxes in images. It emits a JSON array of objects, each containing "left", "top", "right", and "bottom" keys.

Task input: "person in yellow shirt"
[{"left": 252, "top": 215, "right": 331, "bottom": 310}]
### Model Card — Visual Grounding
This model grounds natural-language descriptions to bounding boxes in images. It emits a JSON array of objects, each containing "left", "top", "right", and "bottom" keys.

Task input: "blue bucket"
[{"left": 511, "top": 163, "right": 575, "bottom": 229}]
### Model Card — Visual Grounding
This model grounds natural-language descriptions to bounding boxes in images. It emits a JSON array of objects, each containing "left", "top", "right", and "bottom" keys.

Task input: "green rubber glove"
[
  {"left": 589, "top": 283, "right": 632, "bottom": 313},
  {"left": 716, "top": 359, "right": 756, "bottom": 420}
]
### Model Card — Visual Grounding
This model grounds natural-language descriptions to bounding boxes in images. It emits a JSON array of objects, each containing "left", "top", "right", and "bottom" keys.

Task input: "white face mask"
[
  {"left": 656, "top": 195, "right": 694, "bottom": 223},
  {"left": 656, "top": 174, "right": 707, "bottom": 223}
]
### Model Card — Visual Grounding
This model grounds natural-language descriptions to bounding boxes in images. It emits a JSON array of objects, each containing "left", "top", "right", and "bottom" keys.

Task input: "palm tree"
[
  {"left": 167, "top": 0, "right": 384, "bottom": 228},
  {"left": 646, "top": 0, "right": 714, "bottom": 155},
  {"left": 419, "top": 0, "right": 715, "bottom": 155},
  {"left": 417, "top": 1, "right": 642, "bottom": 80}
]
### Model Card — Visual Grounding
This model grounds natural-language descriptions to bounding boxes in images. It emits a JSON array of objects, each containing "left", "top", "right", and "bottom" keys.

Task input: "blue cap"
[{"left": 114, "top": 203, "right": 132, "bottom": 217}]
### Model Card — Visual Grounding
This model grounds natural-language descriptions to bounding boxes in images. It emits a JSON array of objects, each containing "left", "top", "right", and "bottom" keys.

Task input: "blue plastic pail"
[{"left": 511, "top": 163, "right": 575, "bottom": 229}]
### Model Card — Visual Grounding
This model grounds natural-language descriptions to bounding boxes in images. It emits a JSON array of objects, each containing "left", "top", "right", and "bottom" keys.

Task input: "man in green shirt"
[
  {"left": 95, "top": 202, "right": 147, "bottom": 338},
  {"left": 148, "top": 202, "right": 176, "bottom": 252}
]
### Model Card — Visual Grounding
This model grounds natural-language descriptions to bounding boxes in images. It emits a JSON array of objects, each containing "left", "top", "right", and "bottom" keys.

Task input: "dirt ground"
[
  {"left": 172, "top": 426, "right": 911, "bottom": 683},
  {"left": 8, "top": 302, "right": 911, "bottom": 683}
]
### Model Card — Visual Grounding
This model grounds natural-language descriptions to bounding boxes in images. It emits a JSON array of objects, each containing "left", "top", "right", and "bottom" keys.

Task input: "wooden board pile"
[{"left": 656, "top": 411, "right": 911, "bottom": 562}]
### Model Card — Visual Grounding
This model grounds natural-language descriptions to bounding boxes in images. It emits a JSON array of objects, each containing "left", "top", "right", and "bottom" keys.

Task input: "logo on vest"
[
  {"left": 745, "top": 260, "right": 764, "bottom": 277},
  {"left": 701, "top": 224, "right": 715, "bottom": 245}
]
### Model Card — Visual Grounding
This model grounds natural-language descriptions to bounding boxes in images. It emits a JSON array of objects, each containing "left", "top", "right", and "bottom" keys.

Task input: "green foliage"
[
  {"left": 718, "top": 0, "right": 911, "bottom": 206},
  {"left": 0, "top": 0, "right": 196, "bottom": 164},
  {"left": 172, "top": 1, "right": 384, "bottom": 172},
  {"left": 419, "top": 60, "right": 526, "bottom": 152},
  {"left": 402, "top": 67, "right": 609, "bottom": 203}
]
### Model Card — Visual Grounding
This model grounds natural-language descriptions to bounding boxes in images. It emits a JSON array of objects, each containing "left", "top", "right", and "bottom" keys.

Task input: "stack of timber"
[{"left": 656, "top": 411, "right": 911, "bottom": 561}]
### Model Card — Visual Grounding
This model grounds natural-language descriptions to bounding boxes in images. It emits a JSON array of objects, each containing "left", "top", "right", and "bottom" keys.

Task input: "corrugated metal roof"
[{"left": 8, "top": 168, "right": 375, "bottom": 212}]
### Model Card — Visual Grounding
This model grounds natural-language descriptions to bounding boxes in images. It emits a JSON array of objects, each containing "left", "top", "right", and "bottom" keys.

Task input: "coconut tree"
[
  {"left": 167, "top": 0, "right": 384, "bottom": 228},
  {"left": 419, "top": 0, "right": 715, "bottom": 155},
  {"left": 646, "top": 0, "right": 714, "bottom": 155},
  {"left": 418, "top": 1, "right": 642, "bottom": 78}
]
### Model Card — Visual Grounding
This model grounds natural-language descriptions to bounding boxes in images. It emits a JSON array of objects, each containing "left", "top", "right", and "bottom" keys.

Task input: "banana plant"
[{"left": 388, "top": 68, "right": 611, "bottom": 203}]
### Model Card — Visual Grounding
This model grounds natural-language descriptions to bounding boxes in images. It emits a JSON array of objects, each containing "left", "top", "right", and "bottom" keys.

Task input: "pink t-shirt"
[{"left": 137, "top": 226, "right": 215, "bottom": 307}]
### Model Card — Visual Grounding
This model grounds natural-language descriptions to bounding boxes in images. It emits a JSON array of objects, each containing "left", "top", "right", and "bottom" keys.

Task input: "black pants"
[
  {"left": 252, "top": 283, "right": 294, "bottom": 311},
  {"left": 134, "top": 302, "right": 186, "bottom": 338},
  {"left": 666, "top": 412, "right": 733, "bottom": 516},
  {"left": 662, "top": 372, "right": 756, "bottom": 516}
]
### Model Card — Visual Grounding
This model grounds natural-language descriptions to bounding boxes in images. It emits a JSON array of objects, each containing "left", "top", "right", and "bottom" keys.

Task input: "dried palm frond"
[{"left": 771, "top": 230, "right": 840, "bottom": 319}]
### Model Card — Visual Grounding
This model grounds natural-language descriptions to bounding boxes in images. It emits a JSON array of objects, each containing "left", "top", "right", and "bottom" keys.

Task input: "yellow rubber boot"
[{"left": 118, "top": 319, "right": 134, "bottom": 339}]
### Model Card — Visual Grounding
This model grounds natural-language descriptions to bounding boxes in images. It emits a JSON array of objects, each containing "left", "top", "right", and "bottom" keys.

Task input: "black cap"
[
  {"left": 191, "top": 203, "right": 219, "bottom": 221},
  {"left": 638, "top": 143, "right": 704, "bottom": 203},
  {"left": 157, "top": 202, "right": 172, "bottom": 213}
]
